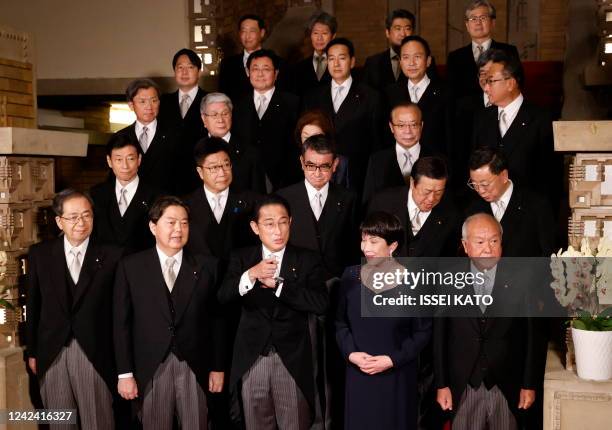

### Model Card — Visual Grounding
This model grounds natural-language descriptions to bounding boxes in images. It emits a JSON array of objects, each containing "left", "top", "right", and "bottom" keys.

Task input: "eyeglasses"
[
  {"left": 204, "top": 111, "right": 231, "bottom": 119},
  {"left": 133, "top": 97, "right": 159, "bottom": 107},
  {"left": 484, "top": 77, "right": 511, "bottom": 86},
  {"left": 60, "top": 212, "right": 93, "bottom": 224},
  {"left": 467, "top": 177, "right": 498, "bottom": 190},
  {"left": 304, "top": 162, "right": 333, "bottom": 173},
  {"left": 466, "top": 15, "right": 491, "bottom": 23},
  {"left": 392, "top": 122, "right": 421, "bottom": 131},
  {"left": 258, "top": 220, "right": 290, "bottom": 231},
  {"left": 200, "top": 161, "right": 232, "bottom": 174}
]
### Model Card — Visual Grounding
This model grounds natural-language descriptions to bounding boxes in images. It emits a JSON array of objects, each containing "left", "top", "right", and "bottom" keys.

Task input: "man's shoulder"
[
  {"left": 276, "top": 182, "right": 304, "bottom": 200},
  {"left": 369, "top": 186, "right": 406, "bottom": 210},
  {"left": 160, "top": 91, "right": 179, "bottom": 103},
  {"left": 364, "top": 50, "right": 389, "bottom": 66},
  {"left": 447, "top": 44, "right": 471, "bottom": 60},
  {"left": 90, "top": 179, "right": 113, "bottom": 200},
  {"left": 329, "top": 182, "right": 357, "bottom": 202},
  {"left": 370, "top": 146, "right": 396, "bottom": 162},
  {"left": 220, "top": 53, "right": 243, "bottom": 67}
]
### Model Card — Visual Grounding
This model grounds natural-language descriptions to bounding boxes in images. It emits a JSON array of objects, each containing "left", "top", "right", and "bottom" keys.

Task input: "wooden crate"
[
  {"left": 569, "top": 154, "right": 612, "bottom": 208},
  {"left": 0, "top": 157, "right": 54, "bottom": 203}
]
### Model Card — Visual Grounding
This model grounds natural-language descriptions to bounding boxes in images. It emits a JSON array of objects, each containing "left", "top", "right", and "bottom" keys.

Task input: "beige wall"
[{"left": 0, "top": 0, "right": 189, "bottom": 80}]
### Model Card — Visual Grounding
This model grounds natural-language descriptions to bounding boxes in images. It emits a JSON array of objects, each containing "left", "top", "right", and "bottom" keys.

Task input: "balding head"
[{"left": 462, "top": 213, "right": 502, "bottom": 268}]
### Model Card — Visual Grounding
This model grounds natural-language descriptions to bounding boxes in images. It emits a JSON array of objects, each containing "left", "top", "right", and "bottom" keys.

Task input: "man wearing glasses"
[
  {"left": 200, "top": 92, "right": 267, "bottom": 193},
  {"left": 218, "top": 194, "right": 328, "bottom": 430},
  {"left": 26, "top": 189, "right": 122, "bottom": 429},
  {"left": 446, "top": 0, "right": 519, "bottom": 101}
]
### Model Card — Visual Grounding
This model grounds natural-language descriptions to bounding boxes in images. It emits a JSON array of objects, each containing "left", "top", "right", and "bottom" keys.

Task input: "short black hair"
[
  {"left": 106, "top": 132, "right": 141, "bottom": 157},
  {"left": 246, "top": 49, "right": 280, "bottom": 70},
  {"left": 385, "top": 9, "right": 416, "bottom": 30},
  {"left": 486, "top": 48, "right": 524, "bottom": 87},
  {"left": 411, "top": 156, "right": 448, "bottom": 184},
  {"left": 252, "top": 194, "right": 291, "bottom": 222},
  {"left": 301, "top": 134, "right": 336, "bottom": 157},
  {"left": 172, "top": 48, "right": 202, "bottom": 70},
  {"left": 308, "top": 11, "right": 338, "bottom": 35},
  {"left": 239, "top": 14, "right": 265, "bottom": 31},
  {"left": 149, "top": 195, "right": 190, "bottom": 223},
  {"left": 360, "top": 211, "right": 404, "bottom": 248},
  {"left": 125, "top": 78, "right": 160, "bottom": 102},
  {"left": 468, "top": 147, "right": 508, "bottom": 174},
  {"left": 324, "top": 37, "right": 355, "bottom": 58},
  {"left": 399, "top": 35, "right": 431, "bottom": 58},
  {"left": 53, "top": 189, "right": 93, "bottom": 216},
  {"left": 193, "top": 136, "right": 231, "bottom": 166}
]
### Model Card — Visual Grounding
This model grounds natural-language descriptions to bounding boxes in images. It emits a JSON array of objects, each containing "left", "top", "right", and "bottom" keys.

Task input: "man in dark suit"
[
  {"left": 114, "top": 196, "right": 225, "bottom": 429},
  {"left": 26, "top": 189, "right": 122, "bottom": 429},
  {"left": 472, "top": 49, "right": 556, "bottom": 198},
  {"left": 384, "top": 35, "right": 448, "bottom": 155},
  {"left": 363, "top": 102, "right": 436, "bottom": 205},
  {"left": 159, "top": 48, "right": 208, "bottom": 192},
  {"left": 90, "top": 133, "right": 159, "bottom": 254},
  {"left": 465, "top": 147, "right": 555, "bottom": 257},
  {"left": 116, "top": 79, "right": 181, "bottom": 195},
  {"left": 218, "top": 195, "right": 329, "bottom": 430},
  {"left": 218, "top": 14, "right": 266, "bottom": 102},
  {"left": 200, "top": 91, "right": 267, "bottom": 193},
  {"left": 289, "top": 11, "right": 336, "bottom": 99},
  {"left": 435, "top": 213, "right": 546, "bottom": 430},
  {"left": 233, "top": 49, "right": 301, "bottom": 190},
  {"left": 446, "top": 0, "right": 520, "bottom": 101},
  {"left": 368, "top": 156, "right": 460, "bottom": 257},
  {"left": 303, "top": 37, "right": 383, "bottom": 196}
]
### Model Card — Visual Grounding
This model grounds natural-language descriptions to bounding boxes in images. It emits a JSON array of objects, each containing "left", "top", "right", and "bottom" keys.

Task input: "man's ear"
[
  {"left": 149, "top": 221, "right": 156, "bottom": 237},
  {"left": 250, "top": 220, "right": 260, "bottom": 237},
  {"left": 350, "top": 57, "right": 356, "bottom": 69},
  {"left": 106, "top": 155, "right": 113, "bottom": 170},
  {"left": 426, "top": 56, "right": 432, "bottom": 68}
]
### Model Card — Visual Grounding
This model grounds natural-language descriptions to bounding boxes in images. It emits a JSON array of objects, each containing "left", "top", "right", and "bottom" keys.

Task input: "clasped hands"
[
  {"left": 117, "top": 371, "right": 225, "bottom": 400},
  {"left": 248, "top": 257, "right": 279, "bottom": 289},
  {"left": 348, "top": 352, "right": 393, "bottom": 375}
]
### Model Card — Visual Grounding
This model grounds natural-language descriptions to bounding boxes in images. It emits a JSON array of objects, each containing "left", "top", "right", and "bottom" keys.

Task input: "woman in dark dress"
[{"left": 336, "top": 211, "right": 432, "bottom": 430}]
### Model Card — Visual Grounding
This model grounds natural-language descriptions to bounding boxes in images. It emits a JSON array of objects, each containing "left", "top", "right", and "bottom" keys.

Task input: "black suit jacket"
[
  {"left": 116, "top": 122, "right": 181, "bottom": 194},
  {"left": 465, "top": 186, "right": 556, "bottom": 257},
  {"left": 384, "top": 78, "right": 449, "bottom": 156},
  {"left": 472, "top": 100, "right": 555, "bottom": 196},
  {"left": 232, "top": 89, "right": 301, "bottom": 189},
  {"left": 218, "top": 54, "right": 251, "bottom": 103},
  {"left": 368, "top": 186, "right": 460, "bottom": 257},
  {"left": 90, "top": 178, "right": 159, "bottom": 254},
  {"left": 277, "top": 182, "right": 359, "bottom": 278},
  {"left": 303, "top": 80, "right": 384, "bottom": 195},
  {"left": 26, "top": 238, "right": 122, "bottom": 390},
  {"left": 159, "top": 88, "right": 208, "bottom": 193},
  {"left": 113, "top": 248, "right": 224, "bottom": 391},
  {"left": 446, "top": 40, "right": 520, "bottom": 100},
  {"left": 223, "top": 135, "right": 267, "bottom": 194},
  {"left": 362, "top": 144, "right": 437, "bottom": 205},
  {"left": 289, "top": 56, "right": 331, "bottom": 99},
  {"left": 218, "top": 245, "right": 329, "bottom": 417}
]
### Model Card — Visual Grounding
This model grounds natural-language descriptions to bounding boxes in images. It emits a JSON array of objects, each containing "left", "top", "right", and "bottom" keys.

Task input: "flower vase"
[{"left": 571, "top": 327, "right": 612, "bottom": 381}]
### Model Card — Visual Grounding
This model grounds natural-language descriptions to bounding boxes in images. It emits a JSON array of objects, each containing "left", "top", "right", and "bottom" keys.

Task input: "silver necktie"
[
  {"left": 180, "top": 94, "right": 191, "bottom": 118},
  {"left": 69, "top": 248, "right": 81, "bottom": 284},
  {"left": 164, "top": 257, "right": 177, "bottom": 292},
  {"left": 256, "top": 94, "right": 266, "bottom": 119},
  {"left": 333, "top": 85, "right": 344, "bottom": 112},
  {"left": 392, "top": 54, "right": 400, "bottom": 80},
  {"left": 139, "top": 126, "right": 149, "bottom": 153},
  {"left": 315, "top": 55, "right": 326, "bottom": 81},
  {"left": 410, "top": 85, "right": 419, "bottom": 103},
  {"left": 493, "top": 200, "right": 506, "bottom": 221},
  {"left": 411, "top": 208, "right": 422, "bottom": 235},
  {"left": 118, "top": 188, "right": 128, "bottom": 216},
  {"left": 476, "top": 44, "right": 484, "bottom": 61},
  {"left": 499, "top": 109, "right": 508, "bottom": 137},
  {"left": 213, "top": 194, "right": 224, "bottom": 223},
  {"left": 313, "top": 192, "right": 323, "bottom": 220},
  {"left": 401, "top": 152, "right": 413, "bottom": 176}
]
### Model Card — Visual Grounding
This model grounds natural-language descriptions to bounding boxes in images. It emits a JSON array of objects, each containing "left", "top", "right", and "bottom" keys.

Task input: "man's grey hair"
[
  {"left": 465, "top": 0, "right": 496, "bottom": 20},
  {"left": 200, "top": 92, "right": 233, "bottom": 114},
  {"left": 461, "top": 212, "right": 503, "bottom": 240}
]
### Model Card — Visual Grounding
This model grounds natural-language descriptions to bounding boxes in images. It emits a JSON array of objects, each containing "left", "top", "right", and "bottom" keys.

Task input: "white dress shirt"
[
  {"left": 395, "top": 142, "right": 421, "bottom": 176},
  {"left": 472, "top": 38, "right": 492, "bottom": 61},
  {"left": 135, "top": 119, "right": 157, "bottom": 152},
  {"left": 239, "top": 245, "right": 286, "bottom": 298},
  {"left": 243, "top": 50, "right": 253, "bottom": 69},
  {"left": 178, "top": 86, "right": 199, "bottom": 111},
  {"left": 490, "top": 180, "right": 513, "bottom": 221},
  {"left": 64, "top": 235, "right": 89, "bottom": 280},
  {"left": 331, "top": 76, "right": 352, "bottom": 110},
  {"left": 407, "top": 74, "right": 430, "bottom": 103},
  {"left": 115, "top": 176, "right": 139, "bottom": 212},
  {"left": 407, "top": 188, "right": 431, "bottom": 234},
  {"left": 483, "top": 92, "right": 491, "bottom": 107},
  {"left": 204, "top": 185, "right": 229, "bottom": 222},
  {"left": 497, "top": 93, "right": 524, "bottom": 135},
  {"left": 304, "top": 180, "right": 329, "bottom": 219},
  {"left": 253, "top": 87, "right": 275, "bottom": 117}
]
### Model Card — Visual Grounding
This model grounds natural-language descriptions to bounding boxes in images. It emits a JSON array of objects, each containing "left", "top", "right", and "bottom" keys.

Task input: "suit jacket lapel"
[
  {"left": 262, "top": 90, "right": 282, "bottom": 121},
  {"left": 501, "top": 103, "right": 531, "bottom": 153},
  {"left": 279, "top": 246, "right": 299, "bottom": 284},
  {"left": 144, "top": 249, "right": 173, "bottom": 322},
  {"left": 318, "top": 185, "right": 341, "bottom": 252},
  {"left": 171, "top": 252, "right": 200, "bottom": 325},
  {"left": 72, "top": 242, "right": 102, "bottom": 311},
  {"left": 50, "top": 238, "right": 71, "bottom": 314}
]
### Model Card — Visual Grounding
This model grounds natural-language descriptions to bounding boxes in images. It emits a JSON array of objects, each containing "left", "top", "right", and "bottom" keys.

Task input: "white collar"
[
  {"left": 331, "top": 75, "right": 353, "bottom": 91},
  {"left": 304, "top": 179, "right": 329, "bottom": 201},
  {"left": 135, "top": 118, "right": 157, "bottom": 133},
  {"left": 389, "top": 47, "right": 400, "bottom": 59},
  {"left": 408, "top": 74, "right": 430, "bottom": 90},
  {"left": 314, "top": 52, "right": 327, "bottom": 60},
  {"left": 262, "top": 244, "right": 286, "bottom": 260},
  {"left": 115, "top": 175, "right": 139, "bottom": 193},
  {"left": 179, "top": 86, "right": 199, "bottom": 102},
  {"left": 495, "top": 179, "right": 514, "bottom": 209},
  {"left": 395, "top": 142, "right": 421, "bottom": 159},
  {"left": 203, "top": 185, "right": 229, "bottom": 203},
  {"left": 156, "top": 246, "right": 183, "bottom": 268},
  {"left": 253, "top": 87, "right": 275, "bottom": 101},
  {"left": 407, "top": 188, "right": 431, "bottom": 216},
  {"left": 64, "top": 235, "right": 90, "bottom": 257},
  {"left": 217, "top": 132, "right": 231, "bottom": 143},
  {"left": 498, "top": 93, "right": 523, "bottom": 118},
  {"left": 472, "top": 39, "right": 492, "bottom": 51}
]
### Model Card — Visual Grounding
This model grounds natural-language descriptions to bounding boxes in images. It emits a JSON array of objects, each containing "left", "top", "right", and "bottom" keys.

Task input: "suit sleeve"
[
  {"left": 218, "top": 58, "right": 230, "bottom": 96},
  {"left": 389, "top": 317, "right": 432, "bottom": 369},
  {"left": 433, "top": 317, "right": 449, "bottom": 388},
  {"left": 25, "top": 247, "right": 41, "bottom": 358},
  {"left": 334, "top": 277, "right": 358, "bottom": 360},
  {"left": 113, "top": 259, "right": 134, "bottom": 375},
  {"left": 362, "top": 155, "right": 377, "bottom": 206},
  {"left": 206, "top": 260, "right": 226, "bottom": 372},
  {"left": 522, "top": 317, "right": 547, "bottom": 389},
  {"left": 275, "top": 253, "right": 329, "bottom": 315},
  {"left": 360, "top": 56, "right": 376, "bottom": 89},
  {"left": 217, "top": 251, "right": 245, "bottom": 304},
  {"left": 369, "top": 91, "right": 384, "bottom": 152}
]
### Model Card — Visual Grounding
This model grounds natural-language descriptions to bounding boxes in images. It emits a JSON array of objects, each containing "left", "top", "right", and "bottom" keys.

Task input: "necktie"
[
  {"left": 315, "top": 55, "right": 326, "bottom": 81},
  {"left": 313, "top": 192, "right": 323, "bottom": 220},
  {"left": 266, "top": 253, "right": 281, "bottom": 278},
  {"left": 493, "top": 200, "right": 506, "bottom": 221},
  {"left": 401, "top": 152, "right": 413, "bottom": 176},
  {"left": 256, "top": 94, "right": 266, "bottom": 119},
  {"left": 139, "top": 126, "right": 149, "bottom": 153},
  {"left": 213, "top": 194, "right": 224, "bottom": 223},
  {"left": 164, "top": 257, "right": 177, "bottom": 292},
  {"left": 410, "top": 85, "right": 419, "bottom": 103},
  {"left": 180, "top": 94, "right": 191, "bottom": 118},
  {"left": 69, "top": 248, "right": 81, "bottom": 284},
  {"left": 476, "top": 44, "right": 484, "bottom": 60},
  {"left": 477, "top": 272, "right": 491, "bottom": 313},
  {"left": 499, "top": 109, "right": 508, "bottom": 137},
  {"left": 118, "top": 188, "right": 128, "bottom": 216},
  {"left": 391, "top": 54, "right": 400, "bottom": 80},
  {"left": 411, "top": 208, "right": 421, "bottom": 235},
  {"left": 333, "top": 85, "right": 344, "bottom": 113}
]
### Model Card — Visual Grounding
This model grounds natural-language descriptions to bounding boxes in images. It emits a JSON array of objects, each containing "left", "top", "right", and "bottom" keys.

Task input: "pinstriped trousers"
[
  {"left": 452, "top": 384, "right": 517, "bottom": 430},
  {"left": 40, "top": 338, "right": 114, "bottom": 430},
  {"left": 241, "top": 350, "right": 310, "bottom": 430},
  {"left": 141, "top": 353, "right": 208, "bottom": 430}
]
